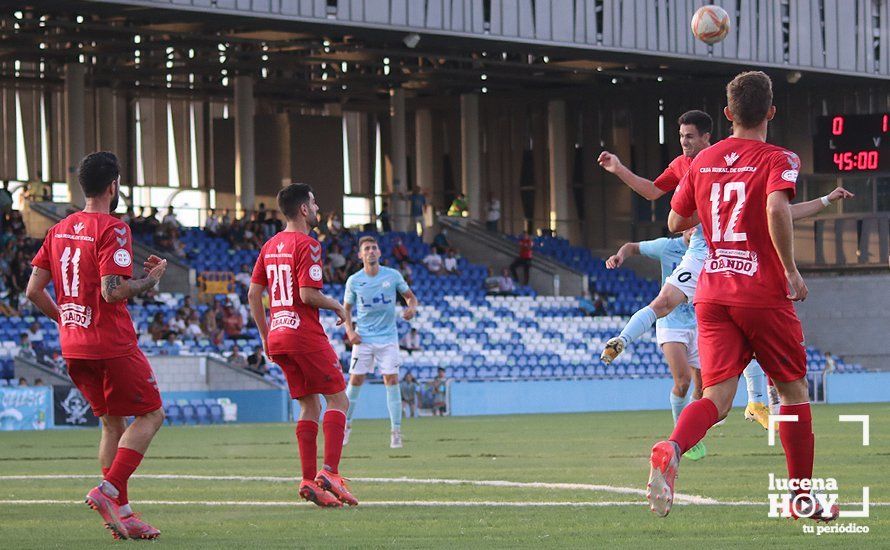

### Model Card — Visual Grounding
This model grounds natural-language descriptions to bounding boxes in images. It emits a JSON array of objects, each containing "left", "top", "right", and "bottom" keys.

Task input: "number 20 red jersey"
[
  {"left": 670, "top": 137, "right": 799, "bottom": 308},
  {"left": 250, "top": 230, "right": 331, "bottom": 355},
  {"left": 31, "top": 212, "right": 138, "bottom": 359}
]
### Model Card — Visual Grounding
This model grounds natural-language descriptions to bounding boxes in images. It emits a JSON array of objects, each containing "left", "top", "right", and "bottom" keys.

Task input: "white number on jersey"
[
  {"left": 60, "top": 246, "right": 82, "bottom": 297},
  {"left": 709, "top": 181, "right": 747, "bottom": 242},
  {"left": 266, "top": 264, "right": 294, "bottom": 307}
]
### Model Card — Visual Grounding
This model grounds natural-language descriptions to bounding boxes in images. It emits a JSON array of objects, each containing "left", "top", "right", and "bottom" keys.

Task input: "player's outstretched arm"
[
  {"left": 597, "top": 151, "right": 666, "bottom": 201},
  {"left": 25, "top": 267, "right": 60, "bottom": 323},
  {"left": 300, "top": 287, "right": 347, "bottom": 325},
  {"left": 101, "top": 255, "right": 167, "bottom": 303},
  {"left": 766, "top": 191, "right": 808, "bottom": 302},
  {"left": 788, "top": 187, "right": 854, "bottom": 220},
  {"left": 247, "top": 283, "right": 269, "bottom": 352},
  {"left": 401, "top": 289, "right": 419, "bottom": 320},
  {"left": 667, "top": 210, "right": 700, "bottom": 233},
  {"left": 606, "top": 242, "right": 641, "bottom": 269}
]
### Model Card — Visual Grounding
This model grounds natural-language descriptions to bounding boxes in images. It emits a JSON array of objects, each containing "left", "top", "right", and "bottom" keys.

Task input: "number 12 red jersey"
[
  {"left": 251, "top": 231, "right": 331, "bottom": 354},
  {"left": 31, "top": 212, "right": 138, "bottom": 359},
  {"left": 670, "top": 137, "right": 799, "bottom": 308}
]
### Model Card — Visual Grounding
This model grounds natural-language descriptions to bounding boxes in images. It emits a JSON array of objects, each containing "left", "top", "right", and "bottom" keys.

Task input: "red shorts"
[
  {"left": 271, "top": 346, "right": 346, "bottom": 399},
  {"left": 66, "top": 350, "right": 163, "bottom": 418},
  {"left": 697, "top": 302, "right": 807, "bottom": 388}
]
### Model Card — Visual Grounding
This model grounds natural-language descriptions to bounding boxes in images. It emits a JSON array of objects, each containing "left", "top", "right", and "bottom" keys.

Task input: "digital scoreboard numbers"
[{"left": 813, "top": 114, "right": 890, "bottom": 174}]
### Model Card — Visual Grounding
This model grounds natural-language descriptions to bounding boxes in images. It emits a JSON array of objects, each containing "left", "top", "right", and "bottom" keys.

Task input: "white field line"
[
  {"left": 0, "top": 499, "right": 885, "bottom": 507},
  {"left": 0, "top": 474, "right": 713, "bottom": 504},
  {"left": 0, "top": 475, "right": 884, "bottom": 507}
]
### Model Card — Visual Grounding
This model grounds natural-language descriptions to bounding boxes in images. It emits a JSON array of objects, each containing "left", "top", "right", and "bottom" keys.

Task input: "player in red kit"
[
  {"left": 645, "top": 72, "right": 839, "bottom": 522},
  {"left": 247, "top": 183, "right": 357, "bottom": 507},
  {"left": 27, "top": 152, "right": 168, "bottom": 539}
]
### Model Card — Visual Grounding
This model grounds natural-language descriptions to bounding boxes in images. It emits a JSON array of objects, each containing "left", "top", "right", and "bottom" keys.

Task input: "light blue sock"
[
  {"left": 743, "top": 362, "right": 765, "bottom": 403},
  {"left": 345, "top": 384, "right": 362, "bottom": 422},
  {"left": 670, "top": 392, "right": 687, "bottom": 424},
  {"left": 385, "top": 384, "right": 402, "bottom": 431},
  {"left": 618, "top": 306, "right": 658, "bottom": 345}
]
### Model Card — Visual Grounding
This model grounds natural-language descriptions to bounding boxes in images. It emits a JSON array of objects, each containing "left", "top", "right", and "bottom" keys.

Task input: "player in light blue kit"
[
  {"left": 606, "top": 229, "right": 707, "bottom": 460},
  {"left": 342, "top": 236, "right": 418, "bottom": 449}
]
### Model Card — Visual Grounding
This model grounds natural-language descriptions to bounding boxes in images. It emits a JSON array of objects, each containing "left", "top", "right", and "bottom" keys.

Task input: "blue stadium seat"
[{"left": 166, "top": 404, "right": 183, "bottom": 425}]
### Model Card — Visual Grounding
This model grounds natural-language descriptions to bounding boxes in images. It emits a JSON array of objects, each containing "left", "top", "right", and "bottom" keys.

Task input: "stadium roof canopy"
[{"left": 4, "top": 0, "right": 883, "bottom": 107}]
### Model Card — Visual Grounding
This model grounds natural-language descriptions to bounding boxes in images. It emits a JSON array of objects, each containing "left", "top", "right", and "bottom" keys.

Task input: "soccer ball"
[{"left": 691, "top": 5, "right": 731, "bottom": 45}]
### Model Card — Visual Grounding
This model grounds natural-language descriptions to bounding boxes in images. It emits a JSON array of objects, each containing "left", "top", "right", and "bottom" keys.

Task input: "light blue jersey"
[
  {"left": 638, "top": 237, "right": 697, "bottom": 330},
  {"left": 344, "top": 266, "right": 410, "bottom": 344},
  {"left": 687, "top": 225, "right": 708, "bottom": 261}
]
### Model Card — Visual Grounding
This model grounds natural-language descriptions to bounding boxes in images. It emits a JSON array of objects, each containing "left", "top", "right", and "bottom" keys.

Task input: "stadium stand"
[{"left": 1, "top": 220, "right": 864, "bottom": 388}]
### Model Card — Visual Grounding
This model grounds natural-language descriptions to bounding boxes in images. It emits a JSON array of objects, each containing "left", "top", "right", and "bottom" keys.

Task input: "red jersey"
[
  {"left": 518, "top": 237, "right": 533, "bottom": 260},
  {"left": 653, "top": 154, "right": 693, "bottom": 192},
  {"left": 671, "top": 137, "right": 799, "bottom": 307},
  {"left": 31, "top": 212, "right": 138, "bottom": 359},
  {"left": 251, "top": 231, "right": 331, "bottom": 354}
]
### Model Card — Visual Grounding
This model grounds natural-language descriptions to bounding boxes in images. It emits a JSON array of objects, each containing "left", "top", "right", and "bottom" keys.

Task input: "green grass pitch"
[{"left": 0, "top": 403, "right": 886, "bottom": 548}]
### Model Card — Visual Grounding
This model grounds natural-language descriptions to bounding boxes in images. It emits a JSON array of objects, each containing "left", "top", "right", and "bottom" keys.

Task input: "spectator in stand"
[
  {"left": 326, "top": 212, "right": 343, "bottom": 239},
  {"left": 398, "top": 260, "right": 413, "bottom": 286},
  {"left": 222, "top": 304, "right": 245, "bottom": 339},
  {"left": 422, "top": 247, "right": 444, "bottom": 275},
  {"left": 443, "top": 249, "right": 461, "bottom": 276},
  {"left": 144, "top": 207, "right": 161, "bottom": 233},
  {"left": 378, "top": 201, "right": 392, "bottom": 233},
  {"left": 160, "top": 333, "right": 182, "bottom": 355},
  {"left": 247, "top": 346, "right": 268, "bottom": 375},
  {"left": 429, "top": 368, "right": 448, "bottom": 415},
  {"left": 432, "top": 229, "right": 450, "bottom": 252},
  {"left": 399, "top": 328, "right": 421, "bottom": 354},
  {"left": 50, "top": 351, "right": 66, "bottom": 375},
  {"left": 447, "top": 192, "right": 468, "bottom": 217},
  {"left": 33, "top": 378, "right": 45, "bottom": 386},
  {"left": 256, "top": 202, "right": 268, "bottom": 222},
  {"left": 205, "top": 209, "right": 221, "bottom": 236},
  {"left": 149, "top": 312, "right": 169, "bottom": 342},
  {"left": 408, "top": 187, "right": 426, "bottom": 234},
  {"left": 484, "top": 267, "right": 500, "bottom": 295},
  {"left": 17, "top": 333, "right": 35, "bottom": 361},
  {"left": 235, "top": 263, "right": 252, "bottom": 288},
  {"left": 178, "top": 295, "right": 195, "bottom": 319},
  {"left": 592, "top": 293, "right": 608, "bottom": 316},
  {"left": 184, "top": 311, "right": 204, "bottom": 339},
  {"left": 202, "top": 303, "right": 219, "bottom": 334},
  {"left": 227, "top": 344, "right": 248, "bottom": 369},
  {"left": 17, "top": 377, "right": 28, "bottom": 387},
  {"left": 27, "top": 321, "right": 45, "bottom": 346},
  {"left": 219, "top": 208, "right": 232, "bottom": 231},
  {"left": 392, "top": 237, "right": 410, "bottom": 264},
  {"left": 485, "top": 192, "right": 501, "bottom": 232},
  {"left": 162, "top": 206, "right": 180, "bottom": 228},
  {"left": 510, "top": 231, "right": 533, "bottom": 285},
  {"left": 400, "top": 372, "right": 419, "bottom": 418},
  {"left": 264, "top": 210, "right": 283, "bottom": 238},
  {"left": 496, "top": 268, "right": 516, "bottom": 295},
  {"left": 208, "top": 327, "right": 225, "bottom": 348},
  {"left": 327, "top": 244, "right": 348, "bottom": 283}
]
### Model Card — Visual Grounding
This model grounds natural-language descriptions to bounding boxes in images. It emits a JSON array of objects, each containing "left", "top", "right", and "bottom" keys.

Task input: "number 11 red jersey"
[
  {"left": 31, "top": 212, "right": 138, "bottom": 359},
  {"left": 670, "top": 137, "right": 799, "bottom": 308},
  {"left": 251, "top": 230, "right": 331, "bottom": 355}
]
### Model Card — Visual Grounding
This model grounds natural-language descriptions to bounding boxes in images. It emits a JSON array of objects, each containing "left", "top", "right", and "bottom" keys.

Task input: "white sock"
[
  {"left": 670, "top": 392, "right": 687, "bottom": 424},
  {"left": 100, "top": 480, "right": 119, "bottom": 498},
  {"left": 119, "top": 503, "right": 133, "bottom": 517},
  {"left": 618, "top": 306, "right": 658, "bottom": 345},
  {"left": 743, "top": 362, "right": 765, "bottom": 403}
]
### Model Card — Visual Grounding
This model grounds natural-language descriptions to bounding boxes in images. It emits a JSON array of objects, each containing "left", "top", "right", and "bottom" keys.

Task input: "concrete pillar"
[
  {"left": 234, "top": 75, "right": 256, "bottom": 214},
  {"left": 547, "top": 99, "right": 571, "bottom": 238},
  {"left": 414, "top": 109, "right": 434, "bottom": 192},
  {"left": 345, "top": 111, "right": 371, "bottom": 196},
  {"left": 64, "top": 63, "right": 86, "bottom": 207},
  {"left": 460, "top": 94, "right": 481, "bottom": 219},
  {"left": 389, "top": 88, "right": 408, "bottom": 230}
]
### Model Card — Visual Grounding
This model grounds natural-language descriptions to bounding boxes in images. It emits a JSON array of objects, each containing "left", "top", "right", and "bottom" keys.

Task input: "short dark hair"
[
  {"left": 78, "top": 152, "right": 120, "bottom": 197},
  {"left": 358, "top": 236, "right": 378, "bottom": 249},
  {"left": 677, "top": 110, "right": 712, "bottom": 135},
  {"left": 726, "top": 71, "right": 773, "bottom": 129},
  {"left": 277, "top": 183, "right": 313, "bottom": 220}
]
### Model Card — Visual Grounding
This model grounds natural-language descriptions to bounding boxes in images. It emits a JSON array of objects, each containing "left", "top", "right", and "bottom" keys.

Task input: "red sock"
[
  {"left": 322, "top": 410, "right": 346, "bottom": 474},
  {"left": 779, "top": 403, "right": 814, "bottom": 495},
  {"left": 669, "top": 398, "right": 719, "bottom": 453},
  {"left": 105, "top": 448, "right": 143, "bottom": 505},
  {"left": 101, "top": 467, "right": 110, "bottom": 477},
  {"left": 296, "top": 420, "right": 319, "bottom": 481}
]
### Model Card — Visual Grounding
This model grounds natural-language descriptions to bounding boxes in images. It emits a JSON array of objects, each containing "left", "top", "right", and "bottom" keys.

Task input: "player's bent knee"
[
  {"left": 143, "top": 407, "right": 166, "bottom": 429},
  {"left": 102, "top": 416, "right": 127, "bottom": 437},
  {"left": 325, "top": 392, "right": 349, "bottom": 412}
]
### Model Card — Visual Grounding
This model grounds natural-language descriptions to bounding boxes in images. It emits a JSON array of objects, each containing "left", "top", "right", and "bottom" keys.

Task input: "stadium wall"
[
  {"left": 795, "top": 273, "right": 890, "bottom": 372},
  {"left": 162, "top": 389, "right": 290, "bottom": 423}
]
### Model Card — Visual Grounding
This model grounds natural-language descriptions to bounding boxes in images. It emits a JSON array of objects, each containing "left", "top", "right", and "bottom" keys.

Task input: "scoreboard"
[{"left": 812, "top": 114, "right": 890, "bottom": 174}]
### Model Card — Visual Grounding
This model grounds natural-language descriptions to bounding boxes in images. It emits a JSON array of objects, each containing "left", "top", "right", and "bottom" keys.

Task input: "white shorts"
[
  {"left": 349, "top": 343, "right": 402, "bottom": 376},
  {"left": 656, "top": 327, "right": 700, "bottom": 369},
  {"left": 664, "top": 252, "right": 704, "bottom": 301}
]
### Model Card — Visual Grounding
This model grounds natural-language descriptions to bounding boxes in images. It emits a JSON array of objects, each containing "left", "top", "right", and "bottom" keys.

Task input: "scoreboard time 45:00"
[{"left": 813, "top": 114, "right": 889, "bottom": 174}]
